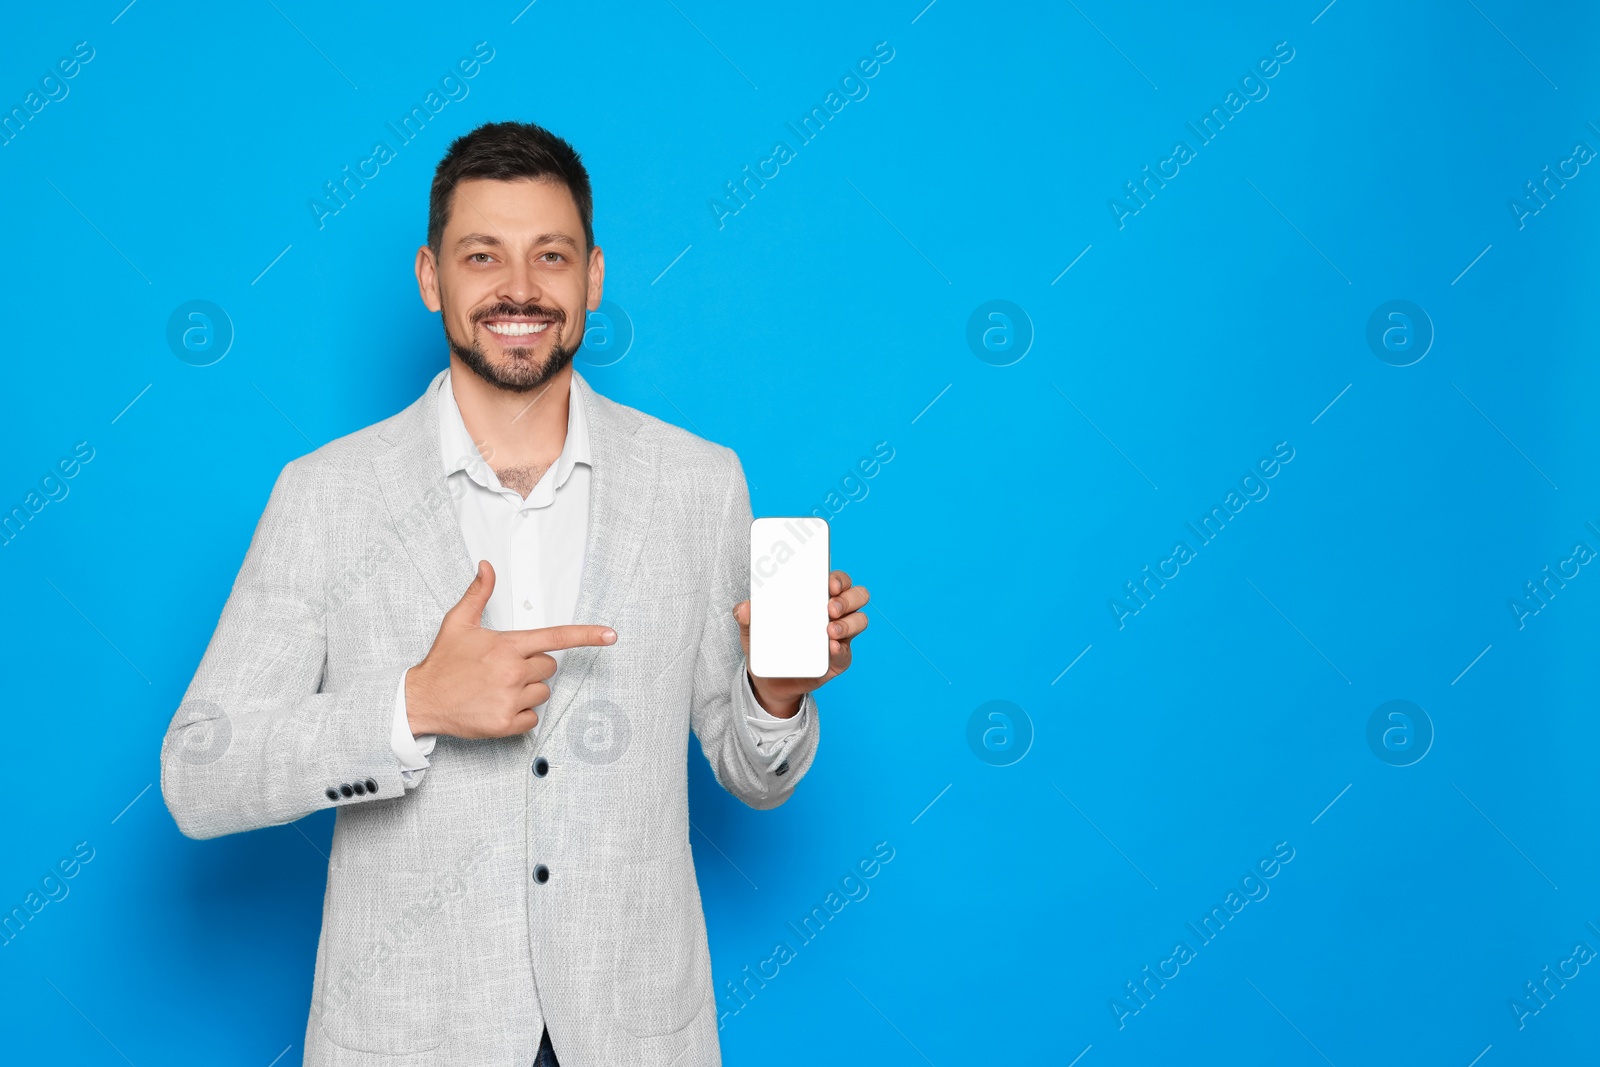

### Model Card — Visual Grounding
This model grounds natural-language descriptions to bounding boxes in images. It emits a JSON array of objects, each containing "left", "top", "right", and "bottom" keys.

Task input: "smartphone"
[{"left": 749, "top": 517, "right": 831, "bottom": 678}]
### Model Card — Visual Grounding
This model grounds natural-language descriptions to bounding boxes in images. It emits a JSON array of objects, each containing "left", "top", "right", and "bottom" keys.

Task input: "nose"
[{"left": 498, "top": 252, "right": 542, "bottom": 307}]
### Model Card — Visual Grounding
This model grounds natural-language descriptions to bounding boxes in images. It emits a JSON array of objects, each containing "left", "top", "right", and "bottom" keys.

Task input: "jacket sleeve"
[
  {"left": 160, "top": 457, "right": 412, "bottom": 840},
  {"left": 689, "top": 448, "right": 820, "bottom": 809}
]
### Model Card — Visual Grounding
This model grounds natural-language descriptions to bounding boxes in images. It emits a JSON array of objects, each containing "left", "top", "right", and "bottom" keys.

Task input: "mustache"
[{"left": 472, "top": 302, "right": 566, "bottom": 324}]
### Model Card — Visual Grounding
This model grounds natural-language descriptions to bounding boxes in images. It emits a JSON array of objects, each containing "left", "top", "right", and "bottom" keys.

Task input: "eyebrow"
[{"left": 454, "top": 232, "right": 582, "bottom": 252}]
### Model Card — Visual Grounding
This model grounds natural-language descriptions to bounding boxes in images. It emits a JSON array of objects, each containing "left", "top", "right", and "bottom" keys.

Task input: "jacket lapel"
[
  {"left": 372, "top": 370, "right": 476, "bottom": 618},
  {"left": 536, "top": 370, "right": 658, "bottom": 750}
]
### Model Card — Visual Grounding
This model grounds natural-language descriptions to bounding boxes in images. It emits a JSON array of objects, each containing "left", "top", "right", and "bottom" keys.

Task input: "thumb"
[{"left": 449, "top": 560, "right": 495, "bottom": 625}]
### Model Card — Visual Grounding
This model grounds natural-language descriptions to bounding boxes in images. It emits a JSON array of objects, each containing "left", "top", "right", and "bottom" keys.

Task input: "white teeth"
[{"left": 486, "top": 321, "right": 551, "bottom": 336}]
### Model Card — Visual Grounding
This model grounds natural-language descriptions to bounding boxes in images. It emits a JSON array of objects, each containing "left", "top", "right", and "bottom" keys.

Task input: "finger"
[
  {"left": 732, "top": 600, "right": 750, "bottom": 628},
  {"left": 518, "top": 681, "right": 551, "bottom": 713},
  {"left": 828, "top": 611, "right": 868, "bottom": 641},
  {"left": 503, "top": 624, "right": 618, "bottom": 655},
  {"left": 521, "top": 652, "right": 558, "bottom": 685},
  {"left": 447, "top": 560, "right": 496, "bottom": 625},
  {"left": 830, "top": 584, "right": 869, "bottom": 617},
  {"left": 829, "top": 570, "right": 853, "bottom": 597},
  {"left": 828, "top": 638, "right": 853, "bottom": 670}
]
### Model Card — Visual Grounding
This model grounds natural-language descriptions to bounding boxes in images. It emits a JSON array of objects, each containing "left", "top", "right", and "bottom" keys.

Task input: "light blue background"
[{"left": 1, "top": 1, "right": 1596, "bottom": 1063}]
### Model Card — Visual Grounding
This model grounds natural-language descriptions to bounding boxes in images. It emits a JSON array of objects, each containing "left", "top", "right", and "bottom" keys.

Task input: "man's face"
[{"left": 417, "top": 176, "right": 603, "bottom": 394}]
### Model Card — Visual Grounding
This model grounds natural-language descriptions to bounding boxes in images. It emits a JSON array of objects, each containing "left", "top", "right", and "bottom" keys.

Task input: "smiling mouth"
[{"left": 482, "top": 318, "right": 555, "bottom": 339}]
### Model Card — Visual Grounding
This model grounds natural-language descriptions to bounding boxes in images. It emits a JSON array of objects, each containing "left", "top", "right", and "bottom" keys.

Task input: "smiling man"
[{"left": 160, "top": 121, "right": 869, "bottom": 1066}]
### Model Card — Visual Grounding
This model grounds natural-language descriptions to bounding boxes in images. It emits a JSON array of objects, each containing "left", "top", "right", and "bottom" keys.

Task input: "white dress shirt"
[{"left": 389, "top": 368, "right": 809, "bottom": 783}]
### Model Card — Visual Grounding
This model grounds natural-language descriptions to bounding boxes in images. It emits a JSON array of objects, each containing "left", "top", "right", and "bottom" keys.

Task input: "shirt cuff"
[
  {"left": 392, "top": 668, "right": 437, "bottom": 781},
  {"left": 734, "top": 664, "right": 811, "bottom": 766}
]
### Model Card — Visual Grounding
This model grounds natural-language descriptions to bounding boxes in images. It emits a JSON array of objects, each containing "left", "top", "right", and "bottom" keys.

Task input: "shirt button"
[
  {"left": 532, "top": 864, "right": 550, "bottom": 884},
  {"left": 523, "top": 599, "right": 533, "bottom": 611},
  {"left": 532, "top": 757, "right": 549, "bottom": 777}
]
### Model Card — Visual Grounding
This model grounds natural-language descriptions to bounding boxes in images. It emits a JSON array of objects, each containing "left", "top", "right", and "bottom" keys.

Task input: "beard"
[{"left": 444, "top": 299, "right": 578, "bottom": 394}]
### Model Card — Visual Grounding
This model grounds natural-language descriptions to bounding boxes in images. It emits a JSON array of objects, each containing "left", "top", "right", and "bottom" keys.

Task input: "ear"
[
  {"left": 586, "top": 244, "right": 605, "bottom": 311},
  {"left": 416, "top": 245, "right": 442, "bottom": 312}
]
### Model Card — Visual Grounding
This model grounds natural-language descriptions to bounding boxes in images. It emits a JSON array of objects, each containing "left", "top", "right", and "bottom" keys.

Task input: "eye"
[
  {"left": 540, "top": 252, "right": 564, "bottom": 263},
  {"left": 467, "top": 252, "right": 493, "bottom": 264}
]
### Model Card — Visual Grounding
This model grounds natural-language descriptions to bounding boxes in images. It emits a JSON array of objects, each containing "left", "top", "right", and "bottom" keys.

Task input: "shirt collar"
[{"left": 437, "top": 368, "right": 591, "bottom": 503}]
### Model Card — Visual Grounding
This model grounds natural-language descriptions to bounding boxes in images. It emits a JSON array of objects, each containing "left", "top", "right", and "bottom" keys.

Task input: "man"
[{"left": 160, "top": 121, "right": 870, "bottom": 1066}]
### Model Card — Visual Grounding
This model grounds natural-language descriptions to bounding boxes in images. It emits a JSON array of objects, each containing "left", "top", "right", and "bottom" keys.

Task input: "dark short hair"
[{"left": 428, "top": 121, "right": 594, "bottom": 254}]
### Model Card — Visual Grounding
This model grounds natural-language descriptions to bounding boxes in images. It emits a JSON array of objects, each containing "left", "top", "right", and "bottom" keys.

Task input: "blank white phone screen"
[{"left": 749, "top": 517, "right": 830, "bottom": 679}]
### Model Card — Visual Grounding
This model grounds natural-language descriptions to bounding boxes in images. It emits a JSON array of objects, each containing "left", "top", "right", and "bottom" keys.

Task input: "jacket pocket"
[
  {"left": 316, "top": 870, "right": 455, "bottom": 1053},
  {"left": 612, "top": 851, "right": 711, "bottom": 1037}
]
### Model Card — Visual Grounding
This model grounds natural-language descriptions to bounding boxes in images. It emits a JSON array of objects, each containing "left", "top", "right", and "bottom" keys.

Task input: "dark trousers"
[{"left": 535, "top": 1026, "right": 559, "bottom": 1067}]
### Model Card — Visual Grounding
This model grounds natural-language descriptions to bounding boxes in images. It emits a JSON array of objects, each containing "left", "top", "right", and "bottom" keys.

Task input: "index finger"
[
  {"left": 830, "top": 570, "right": 853, "bottom": 597},
  {"left": 501, "top": 624, "right": 618, "bottom": 656}
]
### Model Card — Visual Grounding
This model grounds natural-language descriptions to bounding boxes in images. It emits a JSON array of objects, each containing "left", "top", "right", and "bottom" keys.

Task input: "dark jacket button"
[
  {"left": 339, "top": 784, "right": 354, "bottom": 797},
  {"left": 533, "top": 864, "right": 550, "bottom": 884},
  {"left": 775, "top": 760, "right": 790, "bottom": 776},
  {"left": 532, "top": 757, "right": 549, "bottom": 778},
  {"left": 326, "top": 788, "right": 339, "bottom": 801},
  {"left": 352, "top": 782, "right": 366, "bottom": 796},
  {"left": 365, "top": 779, "right": 378, "bottom": 793}
]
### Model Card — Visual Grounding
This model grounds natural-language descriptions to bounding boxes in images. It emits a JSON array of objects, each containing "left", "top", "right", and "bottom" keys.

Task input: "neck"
[{"left": 448, "top": 354, "right": 572, "bottom": 471}]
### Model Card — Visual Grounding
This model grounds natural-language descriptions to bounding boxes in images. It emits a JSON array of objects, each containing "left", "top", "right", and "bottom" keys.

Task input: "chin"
[{"left": 473, "top": 347, "right": 575, "bottom": 393}]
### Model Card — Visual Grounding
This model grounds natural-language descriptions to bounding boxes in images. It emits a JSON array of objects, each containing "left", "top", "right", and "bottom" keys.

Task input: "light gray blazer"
[{"left": 160, "top": 368, "right": 820, "bottom": 1065}]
